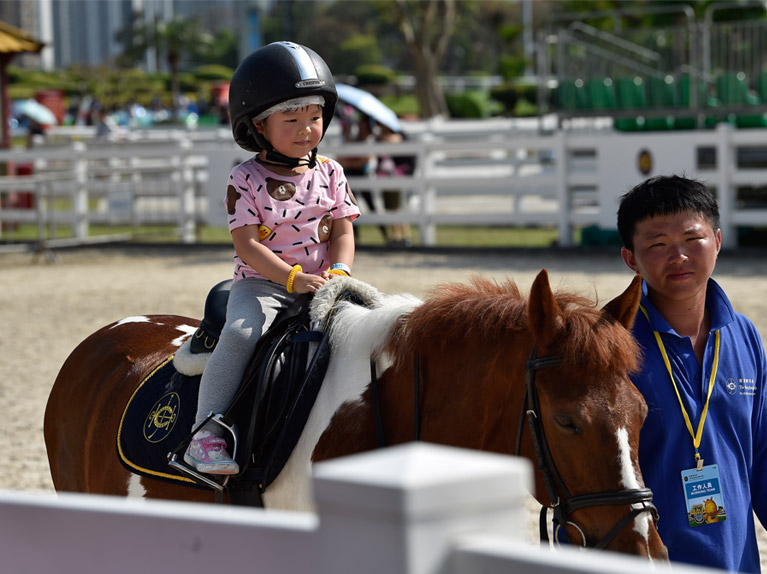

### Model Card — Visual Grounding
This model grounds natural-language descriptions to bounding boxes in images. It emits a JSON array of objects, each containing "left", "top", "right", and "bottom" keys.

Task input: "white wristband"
[{"left": 329, "top": 262, "right": 351, "bottom": 274}]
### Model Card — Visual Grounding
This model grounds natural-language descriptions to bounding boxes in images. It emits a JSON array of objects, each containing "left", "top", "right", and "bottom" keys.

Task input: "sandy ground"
[{"left": 1, "top": 244, "right": 766, "bottom": 565}]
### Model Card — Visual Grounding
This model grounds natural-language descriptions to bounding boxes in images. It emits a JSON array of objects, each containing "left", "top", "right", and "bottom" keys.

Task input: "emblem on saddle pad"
[{"left": 143, "top": 392, "right": 181, "bottom": 443}]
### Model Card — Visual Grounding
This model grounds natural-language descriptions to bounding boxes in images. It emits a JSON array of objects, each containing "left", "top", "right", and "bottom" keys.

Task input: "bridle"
[{"left": 516, "top": 346, "right": 659, "bottom": 550}]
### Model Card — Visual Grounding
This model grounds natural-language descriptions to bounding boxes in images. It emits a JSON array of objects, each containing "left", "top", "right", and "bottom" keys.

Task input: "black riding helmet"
[{"left": 229, "top": 41, "right": 337, "bottom": 167}]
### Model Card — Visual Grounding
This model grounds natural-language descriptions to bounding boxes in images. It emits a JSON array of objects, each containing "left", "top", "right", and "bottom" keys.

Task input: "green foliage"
[
  {"left": 445, "top": 90, "right": 501, "bottom": 118},
  {"left": 489, "top": 83, "right": 518, "bottom": 115},
  {"left": 498, "top": 55, "right": 526, "bottom": 82},
  {"left": 513, "top": 97, "right": 538, "bottom": 117},
  {"left": 380, "top": 93, "right": 420, "bottom": 117},
  {"left": 490, "top": 82, "right": 538, "bottom": 116},
  {"left": 353, "top": 225, "right": 562, "bottom": 248},
  {"left": 199, "top": 30, "right": 239, "bottom": 69},
  {"left": 337, "top": 34, "right": 381, "bottom": 76},
  {"left": 354, "top": 64, "right": 397, "bottom": 86},
  {"left": 7, "top": 66, "right": 73, "bottom": 99},
  {"left": 178, "top": 72, "right": 198, "bottom": 93},
  {"left": 193, "top": 64, "right": 234, "bottom": 82},
  {"left": 6, "top": 64, "right": 236, "bottom": 112}
]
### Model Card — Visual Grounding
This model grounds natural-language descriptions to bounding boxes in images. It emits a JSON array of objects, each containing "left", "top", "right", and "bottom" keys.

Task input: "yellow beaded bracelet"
[
  {"left": 286, "top": 264, "right": 302, "bottom": 293},
  {"left": 328, "top": 269, "right": 351, "bottom": 277},
  {"left": 328, "top": 262, "right": 351, "bottom": 277}
]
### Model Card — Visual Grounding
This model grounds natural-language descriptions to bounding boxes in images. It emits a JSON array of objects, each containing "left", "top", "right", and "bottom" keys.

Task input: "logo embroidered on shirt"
[
  {"left": 738, "top": 378, "right": 757, "bottom": 396},
  {"left": 725, "top": 376, "right": 757, "bottom": 396}
]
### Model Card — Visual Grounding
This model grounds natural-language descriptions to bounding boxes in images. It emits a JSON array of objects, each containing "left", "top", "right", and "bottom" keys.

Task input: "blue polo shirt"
[{"left": 633, "top": 278, "right": 767, "bottom": 573}]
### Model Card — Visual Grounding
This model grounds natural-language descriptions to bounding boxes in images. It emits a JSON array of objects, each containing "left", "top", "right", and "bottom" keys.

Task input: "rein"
[
  {"left": 517, "top": 346, "right": 659, "bottom": 550},
  {"left": 368, "top": 353, "right": 422, "bottom": 448}
]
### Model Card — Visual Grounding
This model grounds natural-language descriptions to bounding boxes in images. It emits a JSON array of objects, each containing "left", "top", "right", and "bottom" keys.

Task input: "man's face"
[{"left": 621, "top": 211, "right": 721, "bottom": 307}]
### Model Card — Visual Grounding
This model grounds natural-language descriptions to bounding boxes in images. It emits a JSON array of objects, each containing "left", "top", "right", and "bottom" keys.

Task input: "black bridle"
[{"left": 517, "top": 346, "right": 659, "bottom": 550}]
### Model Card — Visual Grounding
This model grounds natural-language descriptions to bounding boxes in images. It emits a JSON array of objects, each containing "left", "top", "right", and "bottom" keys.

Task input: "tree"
[
  {"left": 157, "top": 17, "right": 213, "bottom": 116},
  {"left": 391, "top": 0, "right": 457, "bottom": 118},
  {"left": 116, "top": 13, "right": 213, "bottom": 120}
]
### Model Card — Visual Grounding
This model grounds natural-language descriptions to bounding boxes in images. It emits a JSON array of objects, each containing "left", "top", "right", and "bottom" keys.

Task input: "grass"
[
  {"left": 190, "top": 224, "right": 565, "bottom": 248},
  {"left": 353, "top": 224, "right": 562, "bottom": 248},
  {"left": 2, "top": 222, "right": 566, "bottom": 248}
]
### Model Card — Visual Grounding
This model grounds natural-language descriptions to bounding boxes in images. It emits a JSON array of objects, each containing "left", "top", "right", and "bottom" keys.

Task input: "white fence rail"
[
  {"left": 1, "top": 120, "right": 766, "bottom": 251},
  {"left": 0, "top": 444, "right": 721, "bottom": 574}
]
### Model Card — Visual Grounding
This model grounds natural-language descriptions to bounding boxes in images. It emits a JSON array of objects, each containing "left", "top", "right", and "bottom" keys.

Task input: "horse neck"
[{"left": 316, "top": 338, "right": 531, "bottom": 460}]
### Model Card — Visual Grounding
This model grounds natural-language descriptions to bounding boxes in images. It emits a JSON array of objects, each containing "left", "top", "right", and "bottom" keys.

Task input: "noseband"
[{"left": 517, "top": 346, "right": 659, "bottom": 550}]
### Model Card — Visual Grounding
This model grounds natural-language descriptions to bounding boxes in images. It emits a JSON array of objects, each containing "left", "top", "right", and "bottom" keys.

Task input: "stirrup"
[{"left": 168, "top": 413, "right": 239, "bottom": 491}]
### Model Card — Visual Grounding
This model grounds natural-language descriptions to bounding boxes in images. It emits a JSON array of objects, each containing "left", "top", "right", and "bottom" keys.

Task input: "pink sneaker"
[{"left": 184, "top": 432, "right": 239, "bottom": 475}]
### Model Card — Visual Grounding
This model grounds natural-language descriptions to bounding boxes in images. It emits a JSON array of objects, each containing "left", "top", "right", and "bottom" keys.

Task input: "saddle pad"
[{"left": 116, "top": 356, "right": 204, "bottom": 488}]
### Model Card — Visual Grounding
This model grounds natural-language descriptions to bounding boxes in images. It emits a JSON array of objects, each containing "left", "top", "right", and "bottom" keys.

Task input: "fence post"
[
  {"left": 313, "top": 443, "right": 533, "bottom": 574},
  {"left": 715, "top": 122, "right": 736, "bottom": 249},
  {"left": 178, "top": 138, "right": 197, "bottom": 244},
  {"left": 416, "top": 134, "right": 437, "bottom": 246},
  {"left": 72, "top": 141, "right": 89, "bottom": 240},
  {"left": 555, "top": 130, "right": 573, "bottom": 247}
]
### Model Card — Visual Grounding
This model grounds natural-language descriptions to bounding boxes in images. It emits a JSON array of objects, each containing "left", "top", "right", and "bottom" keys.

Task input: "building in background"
[
  {"left": 0, "top": 0, "right": 266, "bottom": 72},
  {"left": 0, "top": 20, "right": 44, "bottom": 148}
]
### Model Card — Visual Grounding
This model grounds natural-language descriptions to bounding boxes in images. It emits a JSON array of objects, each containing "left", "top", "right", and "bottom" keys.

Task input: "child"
[
  {"left": 184, "top": 42, "right": 360, "bottom": 475},
  {"left": 617, "top": 175, "right": 767, "bottom": 573}
]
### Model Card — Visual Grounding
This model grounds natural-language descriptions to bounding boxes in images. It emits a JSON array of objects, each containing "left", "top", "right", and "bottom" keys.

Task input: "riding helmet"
[{"left": 229, "top": 41, "right": 338, "bottom": 153}]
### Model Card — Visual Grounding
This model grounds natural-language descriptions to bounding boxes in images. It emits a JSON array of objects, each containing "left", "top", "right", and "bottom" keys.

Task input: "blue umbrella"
[
  {"left": 336, "top": 84, "right": 401, "bottom": 133},
  {"left": 13, "top": 99, "right": 58, "bottom": 125}
]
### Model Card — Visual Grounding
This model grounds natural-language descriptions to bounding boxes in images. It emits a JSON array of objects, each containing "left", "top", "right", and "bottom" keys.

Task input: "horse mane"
[{"left": 385, "top": 276, "right": 639, "bottom": 375}]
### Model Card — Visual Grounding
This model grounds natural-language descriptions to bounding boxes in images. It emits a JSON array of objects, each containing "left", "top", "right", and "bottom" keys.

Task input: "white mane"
[{"left": 264, "top": 279, "right": 421, "bottom": 511}]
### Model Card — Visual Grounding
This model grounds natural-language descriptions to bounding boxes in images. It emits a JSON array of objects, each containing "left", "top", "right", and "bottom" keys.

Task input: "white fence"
[
  {"left": 0, "top": 137, "right": 205, "bottom": 250},
  {"left": 0, "top": 444, "right": 722, "bottom": 574},
  {"left": 1, "top": 120, "right": 766, "bottom": 251}
]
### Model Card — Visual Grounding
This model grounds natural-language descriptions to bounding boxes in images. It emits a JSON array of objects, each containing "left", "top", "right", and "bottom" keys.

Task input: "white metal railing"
[{"left": 1, "top": 120, "right": 766, "bottom": 252}]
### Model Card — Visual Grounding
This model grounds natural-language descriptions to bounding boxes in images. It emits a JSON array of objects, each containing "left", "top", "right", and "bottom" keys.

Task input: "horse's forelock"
[{"left": 555, "top": 295, "right": 641, "bottom": 376}]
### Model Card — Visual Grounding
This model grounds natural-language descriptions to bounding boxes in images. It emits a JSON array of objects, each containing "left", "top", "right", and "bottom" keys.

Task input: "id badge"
[{"left": 681, "top": 464, "right": 727, "bottom": 527}]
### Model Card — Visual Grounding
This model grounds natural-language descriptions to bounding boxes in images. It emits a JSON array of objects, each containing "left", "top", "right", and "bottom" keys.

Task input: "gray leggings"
[{"left": 194, "top": 277, "right": 298, "bottom": 435}]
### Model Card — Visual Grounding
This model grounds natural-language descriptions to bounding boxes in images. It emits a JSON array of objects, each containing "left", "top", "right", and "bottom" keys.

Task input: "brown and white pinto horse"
[{"left": 44, "top": 270, "right": 666, "bottom": 559}]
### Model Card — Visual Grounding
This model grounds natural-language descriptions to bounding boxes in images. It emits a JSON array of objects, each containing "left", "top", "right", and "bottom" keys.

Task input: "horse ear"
[
  {"left": 528, "top": 269, "right": 565, "bottom": 348},
  {"left": 601, "top": 273, "right": 642, "bottom": 330}
]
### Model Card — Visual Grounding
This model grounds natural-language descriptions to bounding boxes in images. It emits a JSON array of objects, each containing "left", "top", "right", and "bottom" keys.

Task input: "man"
[{"left": 617, "top": 175, "right": 767, "bottom": 573}]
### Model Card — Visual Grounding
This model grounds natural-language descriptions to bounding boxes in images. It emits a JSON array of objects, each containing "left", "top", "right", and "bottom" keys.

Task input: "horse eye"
[{"left": 554, "top": 415, "right": 582, "bottom": 434}]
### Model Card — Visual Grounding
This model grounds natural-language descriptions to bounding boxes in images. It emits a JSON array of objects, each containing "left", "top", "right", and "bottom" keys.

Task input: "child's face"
[
  {"left": 621, "top": 210, "right": 721, "bottom": 305},
  {"left": 255, "top": 104, "right": 323, "bottom": 159}
]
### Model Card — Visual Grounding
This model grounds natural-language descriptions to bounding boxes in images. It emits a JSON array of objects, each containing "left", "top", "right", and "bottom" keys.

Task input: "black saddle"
[
  {"left": 189, "top": 279, "right": 232, "bottom": 354},
  {"left": 165, "top": 279, "right": 367, "bottom": 506}
]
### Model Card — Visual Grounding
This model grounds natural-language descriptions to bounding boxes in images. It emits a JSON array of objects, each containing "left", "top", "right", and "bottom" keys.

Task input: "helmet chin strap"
[
  {"left": 257, "top": 147, "right": 318, "bottom": 170},
  {"left": 248, "top": 124, "right": 318, "bottom": 169}
]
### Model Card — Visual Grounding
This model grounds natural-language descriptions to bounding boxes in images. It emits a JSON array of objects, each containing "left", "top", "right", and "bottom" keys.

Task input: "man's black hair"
[{"left": 617, "top": 175, "right": 720, "bottom": 250}]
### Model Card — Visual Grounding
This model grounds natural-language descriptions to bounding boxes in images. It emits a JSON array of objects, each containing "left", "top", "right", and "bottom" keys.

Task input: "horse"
[{"left": 44, "top": 269, "right": 667, "bottom": 559}]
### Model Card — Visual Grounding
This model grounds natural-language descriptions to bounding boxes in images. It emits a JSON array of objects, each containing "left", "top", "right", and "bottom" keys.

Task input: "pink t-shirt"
[{"left": 225, "top": 156, "right": 360, "bottom": 282}]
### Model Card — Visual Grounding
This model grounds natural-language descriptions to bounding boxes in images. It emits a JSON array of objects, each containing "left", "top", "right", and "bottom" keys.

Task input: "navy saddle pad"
[{"left": 117, "top": 356, "right": 204, "bottom": 488}]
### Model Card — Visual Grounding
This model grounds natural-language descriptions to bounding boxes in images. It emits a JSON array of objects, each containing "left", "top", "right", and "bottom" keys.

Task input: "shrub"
[
  {"left": 193, "top": 64, "right": 234, "bottom": 82},
  {"left": 446, "top": 91, "right": 501, "bottom": 118},
  {"left": 354, "top": 64, "right": 396, "bottom": 86}
]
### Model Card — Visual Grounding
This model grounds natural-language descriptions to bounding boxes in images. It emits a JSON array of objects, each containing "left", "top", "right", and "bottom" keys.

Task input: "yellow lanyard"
[{"left": 640, "top": 305, "right": 720, "bottom": 470}]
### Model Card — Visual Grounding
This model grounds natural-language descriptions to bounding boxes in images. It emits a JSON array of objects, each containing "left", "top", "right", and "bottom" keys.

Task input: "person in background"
[
  {"left": 184, "top": 41, "right": 360, "bottom": 475},
  {"left": 94, "top": 108, "right": 114, "bottom": 139},
  {"left": 375, "top": 123, "right": 413, "bottom": 247},
  {"left": 617, "top": 174, "right": 767, "bottom": 573},
  {"left": 337, "top": 110, "right": 386, "bottom": 242},
  {"left": 24, "top": 116, "right": 46, "bottom": 148}
]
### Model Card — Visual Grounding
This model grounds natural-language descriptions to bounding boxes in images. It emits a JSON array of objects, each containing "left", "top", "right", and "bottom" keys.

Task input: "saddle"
[{"left": 117, "top": 276, "right": 376, "bottom": 505}]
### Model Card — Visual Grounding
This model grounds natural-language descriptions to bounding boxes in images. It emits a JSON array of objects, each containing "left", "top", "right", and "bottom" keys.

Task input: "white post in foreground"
[{"left": 314, "top": 442, "right": 533, "bottom": 574}]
